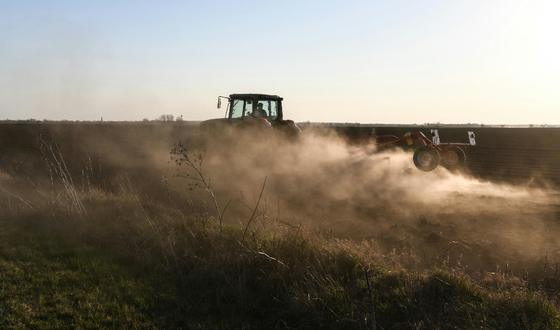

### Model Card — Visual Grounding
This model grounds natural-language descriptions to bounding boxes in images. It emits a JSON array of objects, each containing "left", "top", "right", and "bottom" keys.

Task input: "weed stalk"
[{"left": 170, "top": 140, "right": 228, "bottom": 236}]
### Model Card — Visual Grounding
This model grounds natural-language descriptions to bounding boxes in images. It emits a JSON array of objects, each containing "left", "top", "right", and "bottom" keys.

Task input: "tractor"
[{"left": 199, "top": 94, "right": 301, "bottom": 139}]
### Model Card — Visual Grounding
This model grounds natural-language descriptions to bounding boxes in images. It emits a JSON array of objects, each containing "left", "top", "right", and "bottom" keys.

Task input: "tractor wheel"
[
  {"left": 441, "top": 146, "right": 466, "bottom": 171},
  {"left": 413, "top": 146, "right": 440, "bottom": 172}
]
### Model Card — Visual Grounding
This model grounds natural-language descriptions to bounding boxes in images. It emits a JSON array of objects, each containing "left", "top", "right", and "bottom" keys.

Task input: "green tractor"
[{"left": 200, "top": 94, "right": 301, "bottom": 139}]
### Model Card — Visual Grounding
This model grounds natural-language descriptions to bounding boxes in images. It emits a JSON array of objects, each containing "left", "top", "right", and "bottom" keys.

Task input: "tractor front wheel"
[{"left": 413, "top": 146, "right": 440, "bottom": 172}]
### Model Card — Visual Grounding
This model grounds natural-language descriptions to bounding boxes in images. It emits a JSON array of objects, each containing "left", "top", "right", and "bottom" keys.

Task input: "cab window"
[
  {"left": 257, "top": 100, "right": 278, "bottom": 120},
  {"left": 230, "top": 99, "right": 253, "bottom": 119}
]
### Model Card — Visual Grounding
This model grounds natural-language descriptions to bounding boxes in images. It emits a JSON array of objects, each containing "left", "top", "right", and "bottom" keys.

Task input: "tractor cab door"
[{"left": 229, "top": 98, "right": 254, "bottom": 122}]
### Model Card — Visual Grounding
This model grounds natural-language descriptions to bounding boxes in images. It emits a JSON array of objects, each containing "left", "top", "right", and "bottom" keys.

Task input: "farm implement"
[{"left": 349, "top": 130, "right": 476, "bottom": 172}]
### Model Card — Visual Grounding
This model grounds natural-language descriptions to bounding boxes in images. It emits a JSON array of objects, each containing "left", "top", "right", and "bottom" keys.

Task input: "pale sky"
[{"left": 1, "top": 0, "right": 559, "bottom": 124}]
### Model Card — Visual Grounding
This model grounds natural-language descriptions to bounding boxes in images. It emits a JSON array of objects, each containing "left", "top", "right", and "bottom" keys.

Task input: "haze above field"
[{"left": 1, "top": 0, "right": 559, "bottom": 125}]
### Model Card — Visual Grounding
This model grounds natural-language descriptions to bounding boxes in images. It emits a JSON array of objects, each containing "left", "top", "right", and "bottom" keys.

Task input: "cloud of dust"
[
  {"left": 194, "top": 127, "right": 560, "bottom": 272},
  {"left": 57, "top": 123, "right": 559, "bottom": 274}
]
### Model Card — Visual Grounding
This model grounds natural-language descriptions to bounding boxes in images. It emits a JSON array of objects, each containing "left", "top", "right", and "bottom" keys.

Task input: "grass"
[
  {"left": 0, "top": 221, "right": 162, "bottom": 329},
  {"left": 2, "top": 202, "right": 559, "bottom": 329},
  {"left": 0, "top": 137, "right": 559, "bottom": 329}
]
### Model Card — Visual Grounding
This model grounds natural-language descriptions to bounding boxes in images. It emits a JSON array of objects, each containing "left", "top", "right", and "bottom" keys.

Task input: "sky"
[{"left": 1, "top": 0, "right": 559, "bottom": 125}]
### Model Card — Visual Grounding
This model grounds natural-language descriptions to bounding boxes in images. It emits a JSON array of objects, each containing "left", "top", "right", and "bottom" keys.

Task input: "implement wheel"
[
  {"left": 442, "top": 146, "right": 466, "bottom": 171},
  {"left": 413, "top": 146, "right": 440, "bottom": 172}
]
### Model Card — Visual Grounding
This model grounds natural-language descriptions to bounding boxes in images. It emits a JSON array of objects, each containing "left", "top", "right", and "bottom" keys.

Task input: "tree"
[{"left": 157, "top": 114, "right": 174, "bottom": 122}]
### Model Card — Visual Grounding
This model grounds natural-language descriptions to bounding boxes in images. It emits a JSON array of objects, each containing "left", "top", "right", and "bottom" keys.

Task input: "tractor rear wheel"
[
  {"left": 413, "top": 146, "right": 440, "bottom": 172},
  {"left": 441, "top": 146, "right": 466, "bottom": 171}
]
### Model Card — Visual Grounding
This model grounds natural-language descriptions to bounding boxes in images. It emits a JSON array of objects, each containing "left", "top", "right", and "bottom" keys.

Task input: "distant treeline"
[
  {"left": 0, "top": 119, "right": 201, "bottom": 126},
  {"left": 0, "top": 119, "right": 557, "bottom": 128}
]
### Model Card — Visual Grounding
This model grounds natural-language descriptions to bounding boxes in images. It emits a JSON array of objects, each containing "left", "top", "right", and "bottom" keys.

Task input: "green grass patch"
[{"left": 0, "top": 221, "right": 169, "bottom": 329}]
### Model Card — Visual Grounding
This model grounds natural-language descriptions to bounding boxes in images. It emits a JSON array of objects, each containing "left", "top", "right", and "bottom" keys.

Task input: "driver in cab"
[{"left": 253, "top": 104, "right": 267, "bottom": 119}]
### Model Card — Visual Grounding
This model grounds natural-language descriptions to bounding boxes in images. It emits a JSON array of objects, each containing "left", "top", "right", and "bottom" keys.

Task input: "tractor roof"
[{"left": 229, "top": 94, "right": 283, "bottom": 101}]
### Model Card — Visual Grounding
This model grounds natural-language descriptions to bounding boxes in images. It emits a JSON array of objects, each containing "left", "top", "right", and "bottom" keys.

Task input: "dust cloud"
[
  {"left": 8, "top": 123, "right": 556, "bottom": 275},
  {"left": 190, "top": 127, "right": 560, "bottom": 273}
]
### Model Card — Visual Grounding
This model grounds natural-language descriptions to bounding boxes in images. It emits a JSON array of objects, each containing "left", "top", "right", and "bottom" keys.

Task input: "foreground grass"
[
  {"left": 1, "top": 203, "right": 559, "bottom": 329},
  {"left": 0, "top": 220, "right": 172, "bottom": 329}
]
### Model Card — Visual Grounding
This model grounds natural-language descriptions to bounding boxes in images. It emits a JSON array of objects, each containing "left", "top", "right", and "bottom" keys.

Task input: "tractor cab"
[
  {"left": 201, "top": 93, "right": 301, "bottom": 139},
  {"left": 222, "top": 94, "right": 281, "bottom": 121}
]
